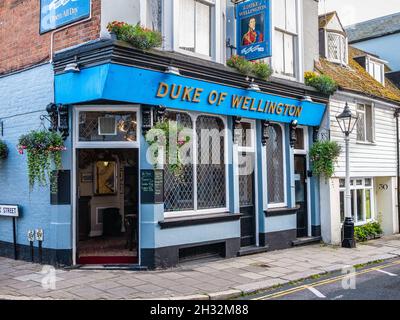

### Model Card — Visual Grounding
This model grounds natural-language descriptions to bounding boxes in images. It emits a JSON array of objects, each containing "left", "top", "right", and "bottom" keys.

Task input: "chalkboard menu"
[{"left": 141, "top": 169, "right": 164, "bottom": 204}]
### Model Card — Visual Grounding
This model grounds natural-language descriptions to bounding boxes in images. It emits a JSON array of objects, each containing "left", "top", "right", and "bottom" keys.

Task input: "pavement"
[{"left": 1, "top": 235, "right": 400, "bottom": 300}]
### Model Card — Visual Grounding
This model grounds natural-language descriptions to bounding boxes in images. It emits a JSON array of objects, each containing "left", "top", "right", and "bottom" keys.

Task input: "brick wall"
[{"left": 0, "top": 0, "right": 101, "bottom": 75}]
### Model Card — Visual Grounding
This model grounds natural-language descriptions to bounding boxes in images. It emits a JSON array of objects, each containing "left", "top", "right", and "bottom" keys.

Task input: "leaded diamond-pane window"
[
  {"left": 196, "top": 116, "right": 226, "bottom": 209},
  {"left": 266, "top": 124, "right": 285, "bottom": 205},
  {"left": 163, "top": 112, "right": 227, "bottom": 213},
  {"left": 164, "top": 112, "right": 194, "bottom": 212},
  {"left": 327, "top": 32, "right": 347, "bottom": 65}
]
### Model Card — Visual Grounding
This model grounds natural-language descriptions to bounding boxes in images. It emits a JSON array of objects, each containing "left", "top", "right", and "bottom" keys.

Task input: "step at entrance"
[{"left": 292, "top": 236, "right": 322, "bottom": 247}]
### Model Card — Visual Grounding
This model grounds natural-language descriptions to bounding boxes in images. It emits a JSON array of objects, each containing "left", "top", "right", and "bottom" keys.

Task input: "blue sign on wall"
[
  {"left": 236, "top": 0, "right": 272, "bottom": 61},
  {"left": 40, "top": 0, "right": 91, "bottom": 34}
]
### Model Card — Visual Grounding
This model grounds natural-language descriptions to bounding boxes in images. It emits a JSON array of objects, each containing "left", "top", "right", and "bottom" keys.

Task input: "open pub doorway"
[{"left": 77, "top": 149, "right": 139, "bottom": 264}]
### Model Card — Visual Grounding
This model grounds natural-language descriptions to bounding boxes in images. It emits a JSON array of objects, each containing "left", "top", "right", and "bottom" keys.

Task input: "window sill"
[
  {"left": 265, "top": 206, "right": 300, "bottom": 217},
  {"left": 356, "top": 141, "right": 376, "bottom": 146},
  {"left": 159, "top": 212, "right": 242, "bottom": 229}
]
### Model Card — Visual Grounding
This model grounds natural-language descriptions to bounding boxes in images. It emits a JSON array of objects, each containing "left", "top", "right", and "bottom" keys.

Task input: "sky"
[{"left": 318, "top": 0, "right": 400, "bottom": 26}]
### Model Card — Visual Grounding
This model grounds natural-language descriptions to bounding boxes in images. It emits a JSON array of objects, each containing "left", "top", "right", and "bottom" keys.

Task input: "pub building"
[{"left": 0, "top": 0, "right": 329, "bottom": 268}]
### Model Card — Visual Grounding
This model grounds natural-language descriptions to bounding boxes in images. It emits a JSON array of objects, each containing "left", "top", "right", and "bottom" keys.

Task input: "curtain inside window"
[
  {"left": 284, "top": 33, "right": 294, "bottom": 76},
  {"left": 365, "top": 105, "right": 373, "bottom": 142},
  {"left": 195, "top": 1, "right": 211, "bottom": 56},
  {"left": 274, "top": 30, "right": 284, "bottom": 75},
  {"left": 179, "top": 0, "right": 195, "bottom": 52}
]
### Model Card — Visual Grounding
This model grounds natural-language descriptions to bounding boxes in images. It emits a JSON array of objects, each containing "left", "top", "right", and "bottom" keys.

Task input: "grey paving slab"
[{"left": 1, "top": 235, "right": 400, "bottom": 300}]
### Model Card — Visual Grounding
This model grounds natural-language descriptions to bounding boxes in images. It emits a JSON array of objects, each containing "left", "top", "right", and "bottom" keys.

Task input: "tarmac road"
[{"left": 241, "top": 259, "right": 400, "bottom": 300}]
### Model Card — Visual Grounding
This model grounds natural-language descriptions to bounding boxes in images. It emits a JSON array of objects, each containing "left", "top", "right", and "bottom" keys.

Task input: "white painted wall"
[
  {"left": 100, "top": 0, "right": 141, "bottom": 38},
  {"left": 302, "top": 0, "right": 319, "bottom": 73},
  {"left": 320, "top": 178, "right": 342, "bottom": 245},
  {"left": 330, "top": 92, "right": 398, "bottom": 178},
  {"left": 376, "top": 177, "right": 399, "bottom": 235}
]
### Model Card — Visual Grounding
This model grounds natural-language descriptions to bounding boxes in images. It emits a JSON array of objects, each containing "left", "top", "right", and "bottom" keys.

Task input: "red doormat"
[{"left": 78, "top": 256, "right": 138, "bottom": 264}]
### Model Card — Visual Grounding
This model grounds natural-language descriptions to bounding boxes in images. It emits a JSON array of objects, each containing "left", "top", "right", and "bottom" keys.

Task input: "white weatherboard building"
[{"left": 317, "top": 12, "right": 400, "bottom": 244}]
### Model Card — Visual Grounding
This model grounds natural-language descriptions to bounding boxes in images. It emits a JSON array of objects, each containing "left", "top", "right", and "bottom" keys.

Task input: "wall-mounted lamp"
[
  {"left": 313, "top": 126, "right": 320, "bottom": 143},
  {"left": 64, "top": 62, "right": 80, "bottom": 73},
  {"left": 141, "top": 106, "right": 152, "bottom": 136},
  {"left": 302, "top": 96, "right": 313, "bottom": 102},
  {"left": 261, "top": 120, "right": 270, "bottom": 146},
  {"left": 46, "top": 103, "right": 58, "bottom": 132},
  {"left": 247, "top": 78, "right": 260, "bottom": 91},
  {"left": 232, "top": 116, "right": 242, "bottom": 143},
  {"left": 165, "top": 66, "right": 180, "bottom": 76},
  {"left": 289, "top": 119, "right": 298, "bottom": 148},
  {"left": 154, "top": 105, "right": 166, "bottom": 123},
  {"left": 58, "top": 104, "right": 69, "bottom": 140}
]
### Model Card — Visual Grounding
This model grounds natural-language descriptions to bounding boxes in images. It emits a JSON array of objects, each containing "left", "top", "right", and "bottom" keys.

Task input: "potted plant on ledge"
[{"left": 107, "top": 21, "right": 163, "bottom": 50}]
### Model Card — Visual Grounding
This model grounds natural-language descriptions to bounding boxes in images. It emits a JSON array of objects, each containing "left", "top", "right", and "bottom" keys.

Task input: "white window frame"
[
  {"left": 164, "top": 110, "right": 229, "bottom": 218},
  {"left": 74, "top": 105, "right": 141, "bottom": 149},
  {"left": 293, "top": 125, "right": 307, "bottom": 155},
  {"left": 237, "top": 119, "right": 256, "bottom": 154},
  {"left": 262, "top": 122, "right": 288, "bottom": 209},
  {"left": 72, "top": 105, "right": 142, "bottom": 266},
  {"left": 367, "top": 57, "right": 385, "bottom": 85},
  {"left": 326, "top": 31, "right": 348, "bottom": 65},
  {"left": 339, "top": 178, "right": 375, "bottom": 225},
  {"left": 356, "top": 103, "right": 375, "bottom": 143},
  {"left": 170, "top": 0, "right": 220, "bottom": 62},
  {"left": 271, "top": 0, "right": 303, "bottom": 81}
]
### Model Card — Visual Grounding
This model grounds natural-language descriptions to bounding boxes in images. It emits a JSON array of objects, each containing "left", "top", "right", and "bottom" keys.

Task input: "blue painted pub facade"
[
  {"left": 44, "top": 39, "right": 326, "bottom": 268},
  {"left": 0, "top": 42, "right": 328, "bottom": 269}
]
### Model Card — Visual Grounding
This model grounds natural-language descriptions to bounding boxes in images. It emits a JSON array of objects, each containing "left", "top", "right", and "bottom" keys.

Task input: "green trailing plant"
[
  {"left": 304, "top": 71, "right": 338, "bottom": 95},
  {"left": 0, "top": 140, "right": 8, "bottom": 160},
  {"left": 17, "top": 130, "right": 66, "bottom": 193},
  {"left": 107, "top": 21, "right": 162, "bottom": 50},
  {"left": 309, "top": 140, "right": 341, "bottom": 179},
  {"left": 354, "top": 221, "right": 383, "bottom": 242},
  {"left": 145, "top": 120, "right": 191, "bottom": 176},
  {"left": 252, "top": 61, "right": 273, "bottom": 80},
  {"left": 227, "top": 55, "right": 273, "bottom": 81}
]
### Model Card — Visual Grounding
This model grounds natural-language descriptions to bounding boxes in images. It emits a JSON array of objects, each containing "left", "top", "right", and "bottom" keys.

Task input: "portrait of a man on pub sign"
[{"left": 241, "top": 14, "right": 264, "bottom": 46}]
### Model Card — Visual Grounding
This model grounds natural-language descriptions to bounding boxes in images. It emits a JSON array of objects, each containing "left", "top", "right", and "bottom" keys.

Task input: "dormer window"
[
  {"left": 367, "top": 58, "right": 385, "bottom": 85},
  {"left": 327, "top": 32, "right": 347, "bottom": 65}
]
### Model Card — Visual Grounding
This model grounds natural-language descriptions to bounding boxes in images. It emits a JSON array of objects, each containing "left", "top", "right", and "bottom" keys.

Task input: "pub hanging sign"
[
  {"left": 236, "top": 0, "right": 272, "bottom": 61},
  {"left": 40, "top": 0, "right": 91, "bottom": 34}
]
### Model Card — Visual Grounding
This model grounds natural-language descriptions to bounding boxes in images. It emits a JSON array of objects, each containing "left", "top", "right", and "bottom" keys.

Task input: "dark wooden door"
[
  {"left": 294, "top": 155, "right": 308, "bottom": 238},
  {"left": 239, "top": 168, "right": 255, "bottom": 247}
]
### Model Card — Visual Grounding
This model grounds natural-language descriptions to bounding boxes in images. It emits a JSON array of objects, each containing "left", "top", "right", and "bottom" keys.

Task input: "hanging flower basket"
[
  {"left": 0, "top": 140, "right": 8, "bottom": 160},
  {"left": 309, "top": 140, "right": 341, "bottom": 180},
  {"left": 107, "top": 21, "right": 163, "bottom": 50},
  {"left": 145, "top": 120, "right": 191, "bottom": 176},
  {"left": 17, "top": 130, "right": 66, "bottom": 192}
]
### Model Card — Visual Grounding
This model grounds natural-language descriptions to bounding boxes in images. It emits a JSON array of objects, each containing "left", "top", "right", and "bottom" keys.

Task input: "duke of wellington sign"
[
  {"left": 156, "top": 82, "right": 307, "bottom": 122},
  {"left": 55, "top": 64, "right": 326, "bottom": 126}
]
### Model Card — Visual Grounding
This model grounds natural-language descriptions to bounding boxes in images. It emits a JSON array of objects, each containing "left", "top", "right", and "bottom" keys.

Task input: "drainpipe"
[{"left": 395, "top": 109, "right": 400, "bottom": 234}]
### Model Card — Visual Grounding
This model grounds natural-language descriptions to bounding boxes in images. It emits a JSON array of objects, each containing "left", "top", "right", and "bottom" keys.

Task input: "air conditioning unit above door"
[{"left": 98, "top": 116, "right": 117, "bottom": 135}]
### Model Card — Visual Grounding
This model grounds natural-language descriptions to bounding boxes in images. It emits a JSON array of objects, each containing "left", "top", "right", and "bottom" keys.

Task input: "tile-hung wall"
[{"left": 0, "top": 64, "right": 73, "bottom": 265}]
